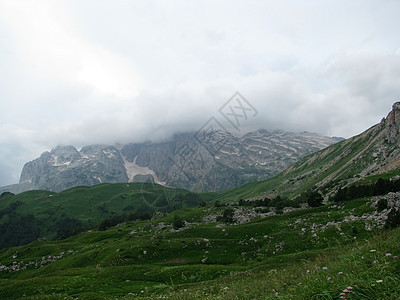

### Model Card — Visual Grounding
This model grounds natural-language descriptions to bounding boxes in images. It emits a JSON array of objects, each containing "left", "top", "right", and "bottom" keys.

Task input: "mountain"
[
  {"left": 1, "top": 129, "right": 341, "bottom": 194},
  {"left": 1, "top": 104, "right": 400, "bottom": 299},
  {"left": 218, "top": 102, "right": 400, "bottom": 203}
]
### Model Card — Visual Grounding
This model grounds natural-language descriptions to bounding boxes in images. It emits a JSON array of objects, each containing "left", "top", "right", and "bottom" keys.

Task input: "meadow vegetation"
[{"left": 1, "top": 188, "right": 399, "bottom": 299}]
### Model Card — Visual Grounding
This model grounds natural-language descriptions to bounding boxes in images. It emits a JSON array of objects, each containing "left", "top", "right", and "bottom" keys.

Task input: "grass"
[
  {"left": 0, "top": 183, "right": 217, "bottom": 246},
  {"left": 1, "top": 183, "right": 216, "bottom": 224},
  {"left": 161, "top": 228, "right": 400, "bottom": 299},
  {"left": 1, "top": 194, "right": 398, "bottom": 299}
]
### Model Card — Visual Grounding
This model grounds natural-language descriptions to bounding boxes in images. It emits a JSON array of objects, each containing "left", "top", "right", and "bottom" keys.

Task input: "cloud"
[
  {"left": 330, "top": 53, "right": 400, "bottom": 105},
  {"left": 0, "top": 123, "right": 49, "bottom": 185},
  {"left": 1, "top": 0, "right": 400, "bottom": 186}
]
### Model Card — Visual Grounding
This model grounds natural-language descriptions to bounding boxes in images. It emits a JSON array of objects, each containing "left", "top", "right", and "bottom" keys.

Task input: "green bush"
[
  {"left": 385, "top": 208, "right": 400, "bottom": 228},
  {"left": 307, "top": 191, "right": 323, "bottom": 207},
  {"left": 377, "top": 198, "right": 388, "bottom": 211},
  {"left": 173, "top": 215, "right": 185, "bottom": 229}
]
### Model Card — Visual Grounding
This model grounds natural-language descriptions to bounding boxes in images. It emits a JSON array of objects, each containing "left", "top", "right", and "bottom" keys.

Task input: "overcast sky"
[{"left": 1, "top": 0, "right": 400, "bottom": 186}]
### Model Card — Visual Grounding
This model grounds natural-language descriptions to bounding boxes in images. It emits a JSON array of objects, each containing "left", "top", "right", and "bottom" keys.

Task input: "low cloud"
[{"left": 1, "top": 0, "right": 400, "bottom": 186}]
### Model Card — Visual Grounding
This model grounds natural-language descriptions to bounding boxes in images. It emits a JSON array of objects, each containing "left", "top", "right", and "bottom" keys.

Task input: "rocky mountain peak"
[
  {"left": 385, "top": 102, "right": 400, "bottom": 145},
  {"left": 2, "top": 129, "right": 341, "bottom": 194},
  {"left": 51, "top": 145, "right": 79, "bottom": 153},
  {"left": 49, "top": 145, "right": 81, "bottom": 163}
]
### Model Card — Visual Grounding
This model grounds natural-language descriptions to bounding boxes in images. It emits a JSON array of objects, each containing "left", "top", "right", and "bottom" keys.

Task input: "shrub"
[
  {"left": 385, "top": 208, "right": 400, "bottom": 229},
  {"left": 173, "top": 215, "right": 185, "bottom": 229},
  {"left": 214, "top": 200, "right": 225, "bottom": 207},
  {"left": 307, "top": 191, "right": 323, "bottom": 207},
  {"left": 377, "top": 198, "right": 388, "bottom": 212},
  {"left": 217, "top": 208, "right": 235, "bottom": 223}
]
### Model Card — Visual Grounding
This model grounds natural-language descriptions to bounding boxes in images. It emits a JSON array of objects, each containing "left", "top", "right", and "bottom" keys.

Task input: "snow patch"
[
  {"left": 93, "top": 176, "right": 102, "bottom": 183},
  {"left": 102, "top": 150, "right": 116, "bottom": 159},
  {"left": 123, "top": 156, "right": 165, "bottom": 185},
  {"left": 219, "top": 150, "right": 240, "bottom": 156},
  {"left": 51, "top": 155, "right": 71, "bottom": 167}
]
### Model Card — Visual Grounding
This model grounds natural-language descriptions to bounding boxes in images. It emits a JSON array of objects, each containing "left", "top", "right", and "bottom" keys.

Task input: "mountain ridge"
[
  {"left": 216, "top": 102, "right": 400, "bottom": 203},
  {"left": 1, "top": 129, "right": 341, "bottom": 194}
]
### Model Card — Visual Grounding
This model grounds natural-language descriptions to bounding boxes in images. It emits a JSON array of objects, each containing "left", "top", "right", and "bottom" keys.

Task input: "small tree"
[
  {"left": 307, "top": 191, "right": 323, "bottom": 207},
  {"left": 385, "top": 209, "right": 400, "bottom": 229},
  {"left": 99, "top": 219, "right": 111, "bottom": 231},
  {"left": 199, "top": 200, "right": 208, "bottom": 207},
  {"left": 377, "top": 198, "right": 388, "bottom": 212},
  {"left": 214, "top": 200, "right": 225, "bottom": 207},
  {"left": 221, "top": 208, "right": 235, "bottom": 223},
  {"left": 332, "top": 187, "right": 348, "bottom": 202},
  {"left": 373, "top": 178, "right": 389, "bottom": 195},
  {"left": 173, "top": 215, "right": 185, "bottom": 229}
]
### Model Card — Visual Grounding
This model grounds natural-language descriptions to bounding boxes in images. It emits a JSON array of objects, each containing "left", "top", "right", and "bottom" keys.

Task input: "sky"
[{"left": 1, "top": 0, "right": 400, "bottom": 186}]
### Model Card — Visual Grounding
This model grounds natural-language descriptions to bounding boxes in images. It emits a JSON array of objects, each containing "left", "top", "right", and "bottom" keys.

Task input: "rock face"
[
  {"left": 385, "top": 102, "right": 400, "bottom": 145},
  {"left": 3, "top": 130, "right": 341, "bottom": 193},
  {"left": 18, "top": 145, "right": 128, "bottom": 193}
]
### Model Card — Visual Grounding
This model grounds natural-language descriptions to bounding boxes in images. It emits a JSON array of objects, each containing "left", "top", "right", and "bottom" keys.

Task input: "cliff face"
[
  {"left": 386, "top": 102, "right": 400, "bottom": 145},
  {"left": 2, "top": 129, "right": 341, "bottom": 193},
  {"left": 17, "top": 145, "right": 128, "bottom": 193}
]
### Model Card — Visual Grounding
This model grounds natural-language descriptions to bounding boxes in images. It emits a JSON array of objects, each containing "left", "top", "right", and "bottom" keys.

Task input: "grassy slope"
[
  {"left": 216, "top": 123, "right": 400, "bottom": 203},
  {"left": 0, "top": 183, "right": 217, "bottom": 240},
  {"left": 1, "top": 194, "right": 398, "bottom": 299},
  {"left": 165, "top": 227, "right": 400, "bottom": 299}
]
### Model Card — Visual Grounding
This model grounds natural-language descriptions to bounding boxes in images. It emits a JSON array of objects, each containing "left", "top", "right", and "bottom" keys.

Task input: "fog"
[{"left": 1, "top": 0, "right": 400, "bottom": 186}]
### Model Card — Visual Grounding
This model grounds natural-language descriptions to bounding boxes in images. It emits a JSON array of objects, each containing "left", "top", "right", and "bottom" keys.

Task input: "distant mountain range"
[{"left": 0, "top": 129, "right": 341, "bottom": 194}]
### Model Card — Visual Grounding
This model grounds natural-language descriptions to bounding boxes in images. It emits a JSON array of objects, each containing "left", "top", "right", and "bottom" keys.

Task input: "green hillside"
[
  {"left": 217, "top": 122, "right": 400, "bottom": 203},
  {"left": 0, "top": 183, "right": 216, "bottom": 248},
  {"left": 0, "top": 193, "right": 399, "bottom": 299}
]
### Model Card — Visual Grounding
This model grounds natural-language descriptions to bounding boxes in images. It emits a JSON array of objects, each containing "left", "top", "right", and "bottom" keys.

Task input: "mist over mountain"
[
  {"left": 1, "top": 1, "right": 399, "bottom": 189},
  {"left": 1, "top": 129, "right": 341, "bottom": 194}
]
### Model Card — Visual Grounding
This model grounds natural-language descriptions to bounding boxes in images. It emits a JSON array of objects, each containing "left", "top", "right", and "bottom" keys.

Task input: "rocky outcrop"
[
  {"left": 2, "top": 130, "right": 341, "bottom": 193},
  {"left": 385, "top": 102, "right": 400, "bottom": 145},
  {"left": 17, "top": 145, "right": 128, "bottom": 193}
]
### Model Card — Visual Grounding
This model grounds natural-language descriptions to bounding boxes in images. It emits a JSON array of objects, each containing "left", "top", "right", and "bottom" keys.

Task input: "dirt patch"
[{"left": 164, "top": 258, "right": 188, "bottom": 264}]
